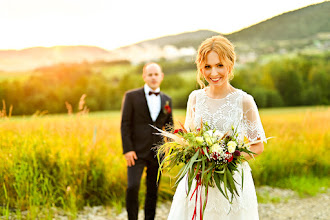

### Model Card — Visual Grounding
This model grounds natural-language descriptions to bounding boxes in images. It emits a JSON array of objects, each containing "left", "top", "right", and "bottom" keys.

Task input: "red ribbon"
[
  {"left": 189, "top": 171, "right": 211, "bottom": 220},
  {"left": 190, "top": 173, "right": 207, "bottom": 220}
]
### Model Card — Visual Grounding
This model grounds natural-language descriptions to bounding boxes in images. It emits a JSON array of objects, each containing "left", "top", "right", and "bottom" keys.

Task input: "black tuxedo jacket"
[{"left": 121, "top": 87, "right": 173, "bottom": 159}]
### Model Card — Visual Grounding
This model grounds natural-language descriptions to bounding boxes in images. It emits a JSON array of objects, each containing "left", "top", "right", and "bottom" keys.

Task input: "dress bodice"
[
  {"left": 184, "top": 88, "right": 266, "bottom": 142},
  {"left": 168, "top": 88, "right": 265, "bottom": 219}
]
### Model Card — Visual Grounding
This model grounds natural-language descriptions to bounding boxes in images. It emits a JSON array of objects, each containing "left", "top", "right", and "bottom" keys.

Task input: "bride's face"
[{"left": 202, "top": 51, "right": 230, "bottom": 87}]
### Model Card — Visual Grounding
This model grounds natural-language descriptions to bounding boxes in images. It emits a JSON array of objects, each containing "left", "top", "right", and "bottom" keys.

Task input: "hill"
[
  {"left": 227, "top": 1, "right": 330, "bottom": 42},
  {"left": 133, "top": 30, "right": 220, "bottom": 49},
  {"left": 0, "top": 2, "right": 328, "bottom": 71},
  {"left": 0, "top": 46, "right": 119, "bottom": 72},
  {"left": 112, "top": 2, "right": 329, "bottom": 64},
  {"left": 133, "top": 1, "right": 330, "bottom": 48}
]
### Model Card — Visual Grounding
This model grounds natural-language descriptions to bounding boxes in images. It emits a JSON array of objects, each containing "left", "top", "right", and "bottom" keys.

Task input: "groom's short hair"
[{"left": 142, "top": 62, "right": 162, "bottom": 75}]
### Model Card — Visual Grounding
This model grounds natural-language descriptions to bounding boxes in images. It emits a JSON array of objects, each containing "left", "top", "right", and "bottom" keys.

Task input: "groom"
[{"left": 121, "top": 62, "right": 173, "bottom": 220}]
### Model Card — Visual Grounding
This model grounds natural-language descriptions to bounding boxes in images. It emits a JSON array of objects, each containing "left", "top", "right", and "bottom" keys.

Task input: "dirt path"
[
  {"left": 108, "top": 187, "right": 330, "bottom": 220},
  {"left": 2, "top": 187, "right": 329, "bottom": 219}
]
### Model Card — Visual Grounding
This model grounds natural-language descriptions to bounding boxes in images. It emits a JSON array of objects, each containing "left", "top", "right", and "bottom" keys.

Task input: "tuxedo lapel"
[{"left": 140, "top": 88, "right": 153, "bottom": 122}]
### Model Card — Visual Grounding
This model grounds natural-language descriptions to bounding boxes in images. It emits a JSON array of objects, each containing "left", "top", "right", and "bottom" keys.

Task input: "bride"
[{"left": 167, "top": 36, "right": 266, "bottom": 220}]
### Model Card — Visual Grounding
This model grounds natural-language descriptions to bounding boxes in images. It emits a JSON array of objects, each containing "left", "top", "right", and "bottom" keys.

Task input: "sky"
[{"left": 0, "top": 0, "right": 326, "bottom": 51}]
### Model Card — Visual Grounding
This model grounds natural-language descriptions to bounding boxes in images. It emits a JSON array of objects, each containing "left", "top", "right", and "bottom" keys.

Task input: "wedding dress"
[{"left": 167, "top": 88, "right": 266, "bottom": 220}]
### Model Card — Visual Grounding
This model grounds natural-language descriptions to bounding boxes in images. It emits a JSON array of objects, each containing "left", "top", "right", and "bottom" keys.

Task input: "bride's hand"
[
  {"left": 242, "top": 141, "right": 264, "bottom": 160},
  {"left": 125, "top": 151, "right": 138, "bottom": 167}
]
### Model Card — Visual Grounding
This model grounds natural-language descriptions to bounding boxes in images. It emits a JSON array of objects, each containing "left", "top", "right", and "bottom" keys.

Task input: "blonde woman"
[{"left": 167, "top": 36, "right": 266, "bottom": 219}]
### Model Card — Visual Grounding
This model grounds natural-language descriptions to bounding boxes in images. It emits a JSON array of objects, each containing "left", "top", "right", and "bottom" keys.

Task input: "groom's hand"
[{"left": 125, "top": 151, "right": 138, "bottom": 167}]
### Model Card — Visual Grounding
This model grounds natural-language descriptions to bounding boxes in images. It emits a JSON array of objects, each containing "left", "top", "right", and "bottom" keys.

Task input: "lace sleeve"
[
  {"left": 184, "top": 91, "right": 197, "bottom": 131},
  {"left": 242, "top": 94, "right": 266, "bottom": 142}
]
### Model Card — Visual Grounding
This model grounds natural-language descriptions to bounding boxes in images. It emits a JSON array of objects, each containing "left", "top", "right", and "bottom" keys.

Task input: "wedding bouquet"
[{"left": 152, "top": 121, "right": 264, "bottom": 219}]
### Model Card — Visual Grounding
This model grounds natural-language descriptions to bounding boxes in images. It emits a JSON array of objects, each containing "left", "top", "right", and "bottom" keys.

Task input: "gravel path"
[
  {"left": 108, "top": 188, "right": 329, "bottom": 220},
  {"left": 2, "top": 187, "right": 329, "bottom": 220},
  {"left": 109, "top": 186, "right": 330, "bottom": 220}
]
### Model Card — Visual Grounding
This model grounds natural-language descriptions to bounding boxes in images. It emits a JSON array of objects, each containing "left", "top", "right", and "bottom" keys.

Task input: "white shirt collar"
[{"left": 144, "top": 84, "right": 160, "bottom": 95}]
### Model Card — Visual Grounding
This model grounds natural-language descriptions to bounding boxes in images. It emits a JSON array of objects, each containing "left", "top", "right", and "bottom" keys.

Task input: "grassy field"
[
  {"left": 0, "top": 106, "right": 329, "bottom": 218},
  {"left": 0, "top": 70, "right": 36, "bottom": 82}
]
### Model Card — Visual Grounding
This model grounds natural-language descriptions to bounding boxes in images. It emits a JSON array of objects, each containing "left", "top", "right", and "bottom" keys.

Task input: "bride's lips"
[{"left": 210, "top": 77, "right": 221, "bottom": 82}]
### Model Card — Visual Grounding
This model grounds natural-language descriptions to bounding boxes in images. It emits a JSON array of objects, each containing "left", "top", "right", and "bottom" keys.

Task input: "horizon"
[{"left": 0, "top": 0, "right": 326, "bottom": 51}]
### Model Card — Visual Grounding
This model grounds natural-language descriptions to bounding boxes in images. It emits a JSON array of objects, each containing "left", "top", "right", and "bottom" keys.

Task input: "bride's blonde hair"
[{"left": 195, "top": 36, "right": 236, "bottom": 88}]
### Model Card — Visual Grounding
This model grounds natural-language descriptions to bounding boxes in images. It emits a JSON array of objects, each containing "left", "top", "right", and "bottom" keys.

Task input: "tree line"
[{"left": 0, "top": 53, "right": 328, "bottom": 115}]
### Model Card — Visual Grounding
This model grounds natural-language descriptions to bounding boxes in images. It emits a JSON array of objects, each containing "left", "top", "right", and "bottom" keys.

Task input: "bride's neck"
[{"left": 207, "top": 82, "right": 234, "bottom": 99}]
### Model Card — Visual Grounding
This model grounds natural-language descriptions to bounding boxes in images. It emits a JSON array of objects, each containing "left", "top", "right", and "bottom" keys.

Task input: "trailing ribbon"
[{"left": 190, "top": 173, "right": 206, "bottom": 220}]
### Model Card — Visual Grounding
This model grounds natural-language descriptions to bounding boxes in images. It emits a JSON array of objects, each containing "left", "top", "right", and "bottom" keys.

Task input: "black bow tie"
[{"left": 149, "top": 91, "right": 160, "bottom": 96}]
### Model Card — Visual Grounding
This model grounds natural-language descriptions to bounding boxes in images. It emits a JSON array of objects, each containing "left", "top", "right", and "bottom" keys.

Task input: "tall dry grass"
[
  {"left": 0, "top": 107, "right": 329, "bottom": 218},
  {"left": 251, "top": 107, "right": 330, "bottom": 195}
]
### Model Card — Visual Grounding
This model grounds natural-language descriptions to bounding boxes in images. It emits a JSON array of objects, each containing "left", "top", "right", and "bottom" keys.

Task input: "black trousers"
[{"left": 126, "top": 156, "right": 160, "bottom": 220}]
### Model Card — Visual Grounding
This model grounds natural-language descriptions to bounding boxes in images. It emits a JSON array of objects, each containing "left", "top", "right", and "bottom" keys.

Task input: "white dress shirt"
[{"left": 144, "top": 84, "right": 161, "bottom": 122}]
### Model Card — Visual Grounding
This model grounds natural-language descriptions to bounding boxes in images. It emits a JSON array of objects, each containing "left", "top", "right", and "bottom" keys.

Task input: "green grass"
[
  {"left": 275, "top": 176, "right": 329, "bottom": 197},
  {"left": 0, "top": 106, "right": 329, "bottom": 218},
  {"left": 0, "top": 70, "right": 36, "bottom": 82},
  {"left": 91, "top": 63, "right": 138, "bottom": 79}
]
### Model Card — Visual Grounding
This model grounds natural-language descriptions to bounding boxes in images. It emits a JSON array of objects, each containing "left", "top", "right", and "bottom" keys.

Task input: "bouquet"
[{"left": 152, "top": 121, "right": 266, "bottom": 220}]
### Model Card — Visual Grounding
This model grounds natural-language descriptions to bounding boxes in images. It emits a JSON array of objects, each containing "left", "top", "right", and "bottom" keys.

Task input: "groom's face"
[{"left": 143, "top": 64, "right": 164, "bottom": 90}]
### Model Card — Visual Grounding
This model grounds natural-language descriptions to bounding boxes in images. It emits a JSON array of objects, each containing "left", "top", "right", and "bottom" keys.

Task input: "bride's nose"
[{"left": 211, "top": 67, "right": 218, "bottom": 76}]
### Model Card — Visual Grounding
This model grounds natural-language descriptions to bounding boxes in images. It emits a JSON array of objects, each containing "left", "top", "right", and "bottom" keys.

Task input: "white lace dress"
[{"left": 167, "top": 88, "right": 266, "bottom": 220}]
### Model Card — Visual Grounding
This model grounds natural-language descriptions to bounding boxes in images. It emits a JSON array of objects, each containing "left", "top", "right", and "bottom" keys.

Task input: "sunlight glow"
[{"left": 0, "top": 0, "right": 325, "bottom": 50}]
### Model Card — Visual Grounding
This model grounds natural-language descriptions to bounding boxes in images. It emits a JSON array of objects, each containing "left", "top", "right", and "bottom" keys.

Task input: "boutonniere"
[{"left": 163, "top": 101, "right": 171, "bottom": 114}]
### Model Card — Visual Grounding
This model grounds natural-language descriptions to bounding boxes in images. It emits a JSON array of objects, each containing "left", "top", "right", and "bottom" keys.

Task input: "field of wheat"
[{"left": 0, "top": 107, "right": 329, "bottom": 218}]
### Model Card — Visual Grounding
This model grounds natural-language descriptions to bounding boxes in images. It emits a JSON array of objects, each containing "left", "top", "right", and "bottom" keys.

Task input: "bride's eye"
[
  {"left": 204, "top": 65, "right": 211, "bottom": 69},
  {"left": 217, "top": 64, "right": 223, "bottom": 67}
]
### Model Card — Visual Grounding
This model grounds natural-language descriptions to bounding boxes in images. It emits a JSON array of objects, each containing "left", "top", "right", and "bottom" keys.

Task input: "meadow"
[{"left": 0, "top": 106, "right": 329, "bottom": 219}]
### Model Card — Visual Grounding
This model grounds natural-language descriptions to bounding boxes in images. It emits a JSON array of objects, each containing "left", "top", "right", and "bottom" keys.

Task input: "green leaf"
[
  {"left": 241, "top": 168, "right": 244, "bottom": 191},
  {"left": 205, "top": 171, "right": 212, "bottom": 187},
  {"left": 187, "top": 174, "right": 192, "bottom": 196},
  {"left": 226, "top": 168, "right": 238, "bottom": 196},
  {"left": 215, "top": 170, "right": 225, "bottom": 174},
  {"left": 203, "top": 146, "right": 210, "bottom": 159},
  {"left": 223, "top": 169, "right": 229, "bottom": 199},
  {"left": 201, "top": 159, "right": 205, "bottom": 179},
  {"left": 175, "top": 150, "right": 199, "bottom": 187},
  {"left": 203, "top": 185, "right": 209, "bottom": 214},
  {"left": 174, "top": 163, "right": 189, "bottom": 186},
  {"left": 214, "top": 173, "right": 228, "bottom": 200},
  {"left": 192, "top": 163, "right": 201, "bottom": 190}
]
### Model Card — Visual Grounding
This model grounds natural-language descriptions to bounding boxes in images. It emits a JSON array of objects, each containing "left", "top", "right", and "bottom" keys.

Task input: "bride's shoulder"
[
  {"left": 237, "top": 89, "right": 257, "bottom": 108},
  {"left": 237, "top": 89, "right": 251, "bottom": 98},
  {"left": 188, "top": 89, "right": 204, "bottom": 98},
  {"left": 186, "top": 89, "right": 204, "bottom": 104}
]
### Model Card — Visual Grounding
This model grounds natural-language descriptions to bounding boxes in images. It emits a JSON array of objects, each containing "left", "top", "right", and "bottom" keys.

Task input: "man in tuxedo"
[{"left": 121, "top": 62, "right": 173, "bottom": 220}]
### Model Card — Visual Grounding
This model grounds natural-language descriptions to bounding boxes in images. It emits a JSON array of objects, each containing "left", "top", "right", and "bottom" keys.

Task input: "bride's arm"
[
  {"left": 241, "top": 141, "right": 264, "bottom": 160},
  {"left": 242, "top": 94, "right": 266, "bottom": 160}
]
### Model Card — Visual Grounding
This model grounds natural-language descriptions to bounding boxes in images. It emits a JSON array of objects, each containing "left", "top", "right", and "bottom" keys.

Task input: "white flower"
[
  {"left": 205, "top": 130, "right": 213, "bottom": 136},
  {"left": 211, "top": 143, "right": 223, "bottom": 154},
  {"left": 227, "top": 141, "right": 237, "bottom": 153},
  {"left": 238, "top": 139, "right": 243, "bottom": 149},
  {"left": 213, "top": 130, "right": 224, "bottom": 139},
  {"left": 203, "top": 132, "right": 213, "bottom": 146},
  {"left": 196, "top": 136, "right": 204, "bottom": 145}
]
